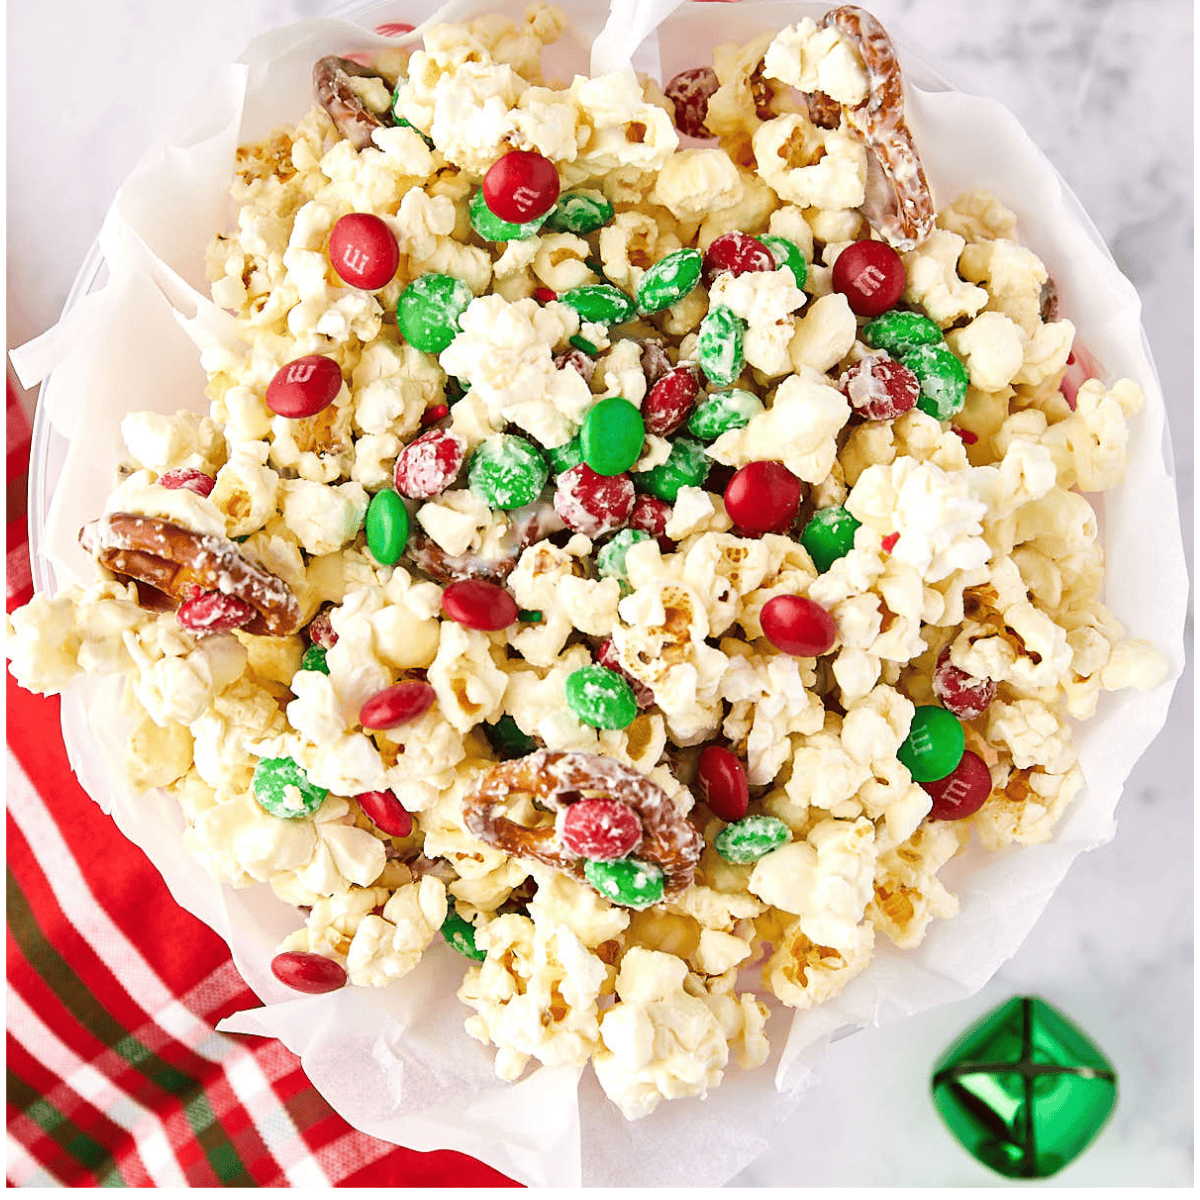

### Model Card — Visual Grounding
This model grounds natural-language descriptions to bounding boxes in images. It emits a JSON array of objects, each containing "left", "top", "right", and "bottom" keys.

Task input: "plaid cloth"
[{"left": 4, "top": 376, "right": 517, "bottom": 1187}]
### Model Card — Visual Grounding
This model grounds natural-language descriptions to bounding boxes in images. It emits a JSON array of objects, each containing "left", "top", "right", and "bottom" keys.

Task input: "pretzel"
[
  {"left": 463, "top": 750, "right": 704, "bottom": 898},
  {"left": 313, "top": 55, "right": 390, "bottom": 150},
  {"left": 403, "top": 499, "right": 563, "bottom": 585},
  {"left": 820, "top": 5, "right": 936, "bottom": 251},
  {"left": 79, "top": 513, "right": 302, "bottom": 637}
]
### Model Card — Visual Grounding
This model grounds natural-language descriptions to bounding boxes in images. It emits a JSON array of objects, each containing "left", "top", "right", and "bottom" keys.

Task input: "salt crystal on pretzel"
[
  {"left": 463, "top": 750, "right": 703, "bottom": 898},
  {"left": 808, "top": 6, "right": 936, "bottom": 252},
  {"left": 79, "top": 513, "right": 302, "bottom": 637}
]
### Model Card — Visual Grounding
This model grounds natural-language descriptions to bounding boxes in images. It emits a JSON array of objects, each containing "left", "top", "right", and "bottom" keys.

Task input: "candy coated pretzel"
[
  {"left": 79, "top": 513, "right": 302, "bottom": 637},
  {"left": 822, "top": 5, "right": 936, "bottom": 251},
  {"left": 463, "top": 750, "right": 704, "bottom": 897},
  {"left": 314, "top": 55, "right": 390, "bottom": 150}
]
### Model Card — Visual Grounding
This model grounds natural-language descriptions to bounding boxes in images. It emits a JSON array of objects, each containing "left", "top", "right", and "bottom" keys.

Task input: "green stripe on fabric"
[
  {"left": 7, "top": 1067, "right": 121, "bottom": 1185},
  {"left": 6, "top": 869, "right": 256, "bottom": 1187}
]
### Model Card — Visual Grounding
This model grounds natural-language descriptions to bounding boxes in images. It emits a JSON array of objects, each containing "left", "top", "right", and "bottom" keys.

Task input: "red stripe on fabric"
[
  {"left": 5, "top": 1034, "right": 153, "bottom": 1187},
  {"left": 6, "top": 518, "right": 32, "bottom": 611},
  {"left": 333, "top": 1144, "right": 521, "bottom": 1188},
  {"left": 6, "top": 676, "right": 237, "bottom": 998}
]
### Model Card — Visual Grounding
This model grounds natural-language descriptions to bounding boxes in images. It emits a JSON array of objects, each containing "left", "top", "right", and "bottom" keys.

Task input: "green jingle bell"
[{"left": 931, "top": 996, "right": 1117, "bottom": 1179}]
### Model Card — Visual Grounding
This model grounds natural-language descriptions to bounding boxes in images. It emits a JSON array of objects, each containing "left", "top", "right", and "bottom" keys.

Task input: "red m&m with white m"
[
  {"left": 831, "top": 240, "right": 905, "bottom": 317},
  {"left": 328, "top": 213, "right": 400, "bottom": 291},
  {"left": 265, "top": 355, "right": 343, "bottom": 418},
  {"left": 482, "top": 150, "right": 560, "bottom": 224}
]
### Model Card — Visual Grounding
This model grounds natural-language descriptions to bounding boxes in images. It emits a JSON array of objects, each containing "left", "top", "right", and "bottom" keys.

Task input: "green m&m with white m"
[{"left": 897, "top": 706, "right": 965, "bottom": 782}]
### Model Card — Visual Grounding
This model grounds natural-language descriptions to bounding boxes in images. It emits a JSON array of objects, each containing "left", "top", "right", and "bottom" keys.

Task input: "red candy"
[
  {"left": 534, "top": 287, "right": 558, "bottom": 303},
  {"left": 695, "top": 745, "right": 749, "bottom": 822},
  {"left": 952, "top": 426, "right": 978, "bottom": 445},
  {"left": 176, "top": 591, "right": 255, "bottom": 634},
  {"left": 841, "top": 354, "right": 918, "bottom": 421},
  {"left": 639, "top": 340, "right": 673, "bottom": 388},
  {"left": 266, "top": 355, "right": 342, "bottom": 418},
  {"left": 1059, "top": 343, "right": 1103, "bottom": 412},
  {"left": 761, "top": 594, "right": 838, "bottom": 657},
  {"left": 831, "top": 240, "right": 906, "bottom": 317},
  {"left": 559, "top": 797, "right": 642, "bottom": 860},
  {"left": 554, "top": 346, "right": 596, "bottom": 383},
  {"left": 932, "top": 645, "right": 997, "bottom": 720},
  {"left": 723, "top": 460, "right": 802, "bottom": 534},
  {"left": 482, "top": 150, "right": 560, "bottom": 224},
  {"left": 441, "top": 578, "right": 519, "bottom": 630},
  {"left": 881, "top": 532, "right": 899, "bottom": 555},
  {"left": 596, "top": 638, "right": 655, "bottom": 708},
  {"left": 360, "top": 680, "right": 436, "bottom": 729},
  {"left": 355, "top": 789, "right": 413, "bottom": 838},
  {"left": 328, "top": 213, "right": 400, "bottom": 291},
  {"left": 307, "top": 606, "right": 338, "bottom": 648},
  {"left": 702, "top": 231, "right": 776, "bottom": 288},
  {"left": 158, "top": 467, "right": 216, "bottom": 497},
  {"left": 630, "top": 493, "right": 670, "bottom": 539},
  {"left": 394, "top": 427, "right": 466, "bottom": 499},
  {"left": 420, "top": 403, "right": 450, "bottom": 427},
  {"left": 921, "top": 750, "right": 992, "bottom": 820},
  {"left": 664, "top": 66, "right": 720, "bottom": 139},
  {"left": 554, "top": 464, "right": 634, "bottom": 537},
  {"left": 270, "top": 951, "right": 347, "bottom": 994},
  {"left": 642, "top": 364, "right": 701, "bottom": 435}
]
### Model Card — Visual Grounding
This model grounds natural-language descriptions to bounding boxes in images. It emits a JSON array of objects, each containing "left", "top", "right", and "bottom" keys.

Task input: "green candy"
[
  {"left": 569, "top": 334, "right": 598, "bottom": 355},
  {"left": 697, "top": 304, "right": 746, "bottom": 386},
  {"left": 441, "top": 905, "right": 487, "bottom": 961},
  {"left": 390, "top": 81, "right": 434, "bottom": 146},
  {"left": 543, "top": 434, "right": 584, "bottom": 477},
  {"left": 365, "top": 489, "right": 408, "bottom": 565},
  {"left": 898, "top": 705, "right": 965, "bottom": 782},
  {"left": 596, "top": 528, "right": 652, "bottom": 583},
  {"left": 759, "top": 234, "right": 808, "bottom": 289},
  {"left": 482, "top": 713, "right": 539, "bottom": 760},
  {"left": 714, "top": 815, "right": 790, "bottom": 864},
  {"left": 543, "top": 190, "right": 614, "bottom": 235},
  {"left": 902, "top": 343, "right": 970, "bottom": 420},
  {"left": 559, "top": 283, "right": 636, "bottom": 327},
  {"left": 584, "top": 857, "right": 665, "bottom": 909},
  {"left": 932, "top": 996, "right": 1117, "bottom": 1179},
  {"left": 468, "top": 435, "right": 548, "bottom": 509},
  {"left": 397, "top": 273, "right": 473, "bottom": 354},
  {"left": 862, "top": 309, "right": 943, "bottom": 356},
  {"left": 565, "top": 665, "right": 637, "bottom": 729},
  {"left": 252, "top": 756, "right": 327, "bottom": 819},
  {"left": 800, "top": 505, "right": 862, "bottom": 573},
  {"left": 581, "top": 396, "right": 645, "bottom": 476},
  {"left": 298, "top": 644, "right": 330, "bottom": 676},
  {"left": 686, "top": 388, "right": 763, "bottom": 442},
  {"left": 517, "top": 608, "right": 543, "bottom": 623},
  {"left": 636, "top": 248, "right": 703, "bottom": 315},
  {"left": 631, "top": 436, "right": 711, "bottom": 503},
  {"left": 469, "top": 187, "right": 548, "bottom": 243}
]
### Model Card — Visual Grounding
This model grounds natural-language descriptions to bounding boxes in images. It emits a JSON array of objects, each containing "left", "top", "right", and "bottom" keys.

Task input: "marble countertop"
[{"left": 6, "top": 0, "right": 1193, "bottom": 1186}]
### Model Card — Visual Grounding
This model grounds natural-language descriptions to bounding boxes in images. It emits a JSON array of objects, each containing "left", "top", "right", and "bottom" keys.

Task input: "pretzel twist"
[
  {"left": 463, "top": 750, "right": 703, "bottom": 898},
  {"left": 79, "top": 513, "right": 302, "bottom": 637},
  {"left": 313, "top": 55, "right": 390, "bottom": 150},
  {"left": 821, "top": 5, "right": 936, "bottom": 251}
]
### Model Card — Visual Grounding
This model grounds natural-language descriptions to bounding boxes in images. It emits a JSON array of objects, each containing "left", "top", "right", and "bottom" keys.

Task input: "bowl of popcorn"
[{"left": 6, "top": 0, "right": 1186, "bottom": 1186}]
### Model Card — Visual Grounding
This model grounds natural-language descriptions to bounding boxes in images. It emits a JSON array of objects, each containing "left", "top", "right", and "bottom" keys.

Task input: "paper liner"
[{"left": 11, "top": 0, "right": 1187, "bottom": 1187}]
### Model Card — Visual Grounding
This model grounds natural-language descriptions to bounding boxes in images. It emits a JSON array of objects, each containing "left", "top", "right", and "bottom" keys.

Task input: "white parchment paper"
[{"left": 11, "top": 0, "right": 1187, "bottom": 1187}]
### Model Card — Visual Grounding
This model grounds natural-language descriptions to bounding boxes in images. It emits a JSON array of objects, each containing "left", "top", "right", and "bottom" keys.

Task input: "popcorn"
[{"left": 6, "top": 7, "right": 1171, "bottom": 1126}]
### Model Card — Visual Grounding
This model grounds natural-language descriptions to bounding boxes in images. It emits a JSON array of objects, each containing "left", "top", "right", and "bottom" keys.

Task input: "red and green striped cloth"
[{"left": 5, "top": 376, "right": 517, "bottom": 1187}]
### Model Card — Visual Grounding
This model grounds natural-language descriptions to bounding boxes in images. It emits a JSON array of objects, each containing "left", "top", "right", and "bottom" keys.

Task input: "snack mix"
[{"left": 5, "top": 4, "right": 1168, "bottom": 1121}]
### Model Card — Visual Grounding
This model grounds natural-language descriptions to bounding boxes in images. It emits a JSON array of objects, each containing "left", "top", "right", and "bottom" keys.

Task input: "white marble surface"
[{"left": 6, "top": 0, "right": 1193, "bottom": 1187}]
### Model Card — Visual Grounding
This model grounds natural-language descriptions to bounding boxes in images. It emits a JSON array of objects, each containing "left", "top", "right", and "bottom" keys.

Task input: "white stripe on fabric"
[
  {"left": 6, "top": 986, "right": 186, "bottom": 1189},
  {"left": 5, "top": 1136, "right": 59, "bottom": 1187},
  {"left": 6, "top": 751, "right": 329, "bottom": 1183}
]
